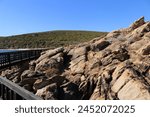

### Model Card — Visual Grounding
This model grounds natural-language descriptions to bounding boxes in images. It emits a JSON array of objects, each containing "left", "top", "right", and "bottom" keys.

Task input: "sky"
[{"left": 0, "top": 0, "right": 150, "bottom": 36}]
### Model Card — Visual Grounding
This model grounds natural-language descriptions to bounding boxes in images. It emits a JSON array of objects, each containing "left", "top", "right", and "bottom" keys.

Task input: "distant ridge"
[{"left": 0, "top": 30, "right": 107, "bottom": 49}]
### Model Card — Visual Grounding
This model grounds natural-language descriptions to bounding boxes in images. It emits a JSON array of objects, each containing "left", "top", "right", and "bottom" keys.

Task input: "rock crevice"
[{"left": 1, "top": 17, "right": 150, "bottom": 100}]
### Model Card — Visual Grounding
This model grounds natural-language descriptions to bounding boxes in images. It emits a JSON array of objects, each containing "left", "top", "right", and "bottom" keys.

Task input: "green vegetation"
[{"left": 0, "top": 30, "right": 107, "bottom": 49}]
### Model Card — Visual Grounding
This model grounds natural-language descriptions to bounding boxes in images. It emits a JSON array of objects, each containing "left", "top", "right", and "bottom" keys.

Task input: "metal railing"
[
  {"left": 0, "top": 77, "right": 42, "bottom": 100},
  {"left": 0, "top": 49, "right": 47, "bottom": 100},
  {"left": 0, "top": 49, "right": 44, "bottom": 69}
]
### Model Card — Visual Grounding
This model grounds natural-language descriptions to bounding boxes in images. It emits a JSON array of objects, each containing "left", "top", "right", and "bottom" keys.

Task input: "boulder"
[
  {"left": 69, "top": 55, "right": 86, "bottom": 75},
  {"left": 35, "top": 52, "right": 64, "bottom": 72},
  {"left": 68, "top": 46, "right": 89, "bottom": 59},
  {"left": 35, "top": 83, "right": 58, "bottom": 100},
  {"left": 91, "top": 39, "right": 110, "bottom": 51},
  {"left": 33, "top": 75, "right": 66, "bottom": 91},
  {"left": 21, "top": 70, "right": 45, "bottom": 80},
  {"left": 36, "top": 47, "right": 64, "bottom": 64},
  {"left": 127, "top": 22, "right": 150, "bottom": 39},
  {"left": 20, "top": 70, "right": 46, "bottom": 86},
  {"left": 129, "top": 16, "right": 145, "bottom": 30}
]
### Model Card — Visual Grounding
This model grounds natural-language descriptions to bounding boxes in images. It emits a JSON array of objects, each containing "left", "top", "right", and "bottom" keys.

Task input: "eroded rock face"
[{"left": 1, "top": 17, "right": 150, "bottom": 100}]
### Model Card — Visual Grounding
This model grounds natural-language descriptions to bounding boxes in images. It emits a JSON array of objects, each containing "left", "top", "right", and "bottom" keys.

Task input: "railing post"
[
  {"left": 0, "top": 83, "right": 1, "bottom": 98},
  {"left": 0, "top": 77, "right": 42, "bottom": 100},
  {"left": 13, "top": 92, "right": 17, "bottom": 100},
  {"left": 1, "top": 84, "right": 4, "bottom": 99},
  {"left": 28, "top": 50, "right": 32, "bottom": 59},
  {"left": 0, "top": 49, "right": 44, "bottom": 70},
  {"left": 5, "top": 87, "right": 9, "bottom": 100},
  {"left": 9, "top": 90, "right": 13, "bottom": 100},
  {"left": 20, "top": 51, "right": 22, "bottom": 61},
  {"left": 7, "top": 53, "right": 11, "bottom": 69}
]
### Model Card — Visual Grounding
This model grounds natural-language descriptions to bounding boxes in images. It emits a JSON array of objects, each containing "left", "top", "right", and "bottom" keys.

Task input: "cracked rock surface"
[{"left": 1, "top": 17, "right": 150, "bottom": 100}]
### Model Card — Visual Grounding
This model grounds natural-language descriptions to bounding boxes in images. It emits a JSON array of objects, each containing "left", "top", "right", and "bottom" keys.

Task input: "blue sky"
[{"left": 0, "top": 0, "right": 150, "bottom": 36}]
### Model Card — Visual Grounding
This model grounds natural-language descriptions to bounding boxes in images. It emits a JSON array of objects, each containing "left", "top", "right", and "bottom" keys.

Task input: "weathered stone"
[
  {"left": 86, "top": 67, "right": 100, "bottom": 78},
  {"left": 106, "top": 30, "right": 121, "bottom": 38},
  {"left": 69, "top": 55, "right": 86, "bottom": 68},
  {"left": 35, "top": 83, "right": 58, "bottom": 100},
  {"left": 80, "top": 75, "right": 86, "bottom": 82},
  {"left": 86, "top": 58, "right": 102, "bottom": 71},
  {"left": 21, "top": 70, "right": 45, "bottom": 81},
  {"left": 91, "top": 40, "right": 110, "bottom": 51},
  {"left": 111, "top": 69, "right": 136, "bottom": 93},
  {"left": 2, "top": 17, "right": 150, "bottom": 100},
  {"left": 128, "top": 22, "right": 150, "bottom": 38},
  {"left": 35, "top": 52, "right": 64, "bottom": 72},
  {"left": 61, "top": 82, "right": 81, "bottom": 100},
  {"left": 95, "top": 49, "right": 112, "bottom": 59},
  {"left": 129, "top": 16, "right": 145, "bottom": 30},
  {"left": 33, "top": 75, "right": 66, "bottom": 91},
  {"left": 90, "top": 76, "right": 108, "bottom": 100},
  {"left": 90, "top": 87, "right": 102, "bottom": 100},
  {"left": 144, "top": 32, "right": 150, "bottom": 38},
  {"left": 29, "top": 61, "right": 36, "bottom": 71},
  {"left": 69, "top": 55, "right": 86, "bottom": 75},
  {"left": 118, "top": 79, "right": 150, "bottom": 100},
  {"left": 44, "top": 68, "right": 61, "bottom": 78},
  {"left": 36, "top": 47, "right": 64, "bottom": 64},
  {"left": 129, "top": 37, "right": 149, "bottom": 52},
  {"left": 71, "top": 60, "right": 86, "bottom": 75},
  {"left": 66, "top": 74, "right": 82, "bottom": 85},
  {"left": 101, "top": 54, "right": 114, "bottom": 66},
  {"left": 20, "top": 70, "right": 46, "bottom": 86},
  {"left": 68, "top": 46, "right": 89, "bottom": 59},
  {"left": 112, "top": 61, "right": 131, "bottom": 82},
  {"left": 139, "top": 43, "right": 150, "bottom": 55},
  {"left": 20, "top": 77, "right": 39, "bottom": 86},
  {"left": 112, "top": 47, "right": 130, "bottom": 61}
]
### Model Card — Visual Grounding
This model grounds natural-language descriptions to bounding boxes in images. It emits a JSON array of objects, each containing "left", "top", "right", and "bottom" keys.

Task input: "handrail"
[
  {"left": 0, "top": 49, "right": 46, "bottom": 100},
  {"left": 0, "top": 77, "right": 42, "bottom": 100},
  {"left": 0, "top": 49, "right": 46, "bottom": 69}
]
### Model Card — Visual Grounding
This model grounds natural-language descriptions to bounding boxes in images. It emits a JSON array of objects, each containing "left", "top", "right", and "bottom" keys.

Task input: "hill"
[
  {"left": 0, "top": 30, "right": 107, "bottom": 49},
  {"left": 2, "top": 17, "right": 150, "bottom": 100}
]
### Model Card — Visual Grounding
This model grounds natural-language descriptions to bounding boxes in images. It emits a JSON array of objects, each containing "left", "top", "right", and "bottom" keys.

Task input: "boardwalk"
[
  {"left": 0, "top": 49, "right": 45, "bottom": 100},
  {"left": 0, "top": 49, "right": 44, "bottom": 69},
  {"left": 0, "top": 77, "right": 42, "bottom": 100}
]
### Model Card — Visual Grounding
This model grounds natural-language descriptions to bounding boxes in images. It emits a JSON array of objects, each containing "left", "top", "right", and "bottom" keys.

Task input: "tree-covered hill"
[{"left": 0, "top": 30, "right": 107, "bottom": 49}]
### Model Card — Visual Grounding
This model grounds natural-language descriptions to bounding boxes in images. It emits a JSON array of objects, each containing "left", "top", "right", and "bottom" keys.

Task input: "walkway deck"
[
  {"left": 0, "top": 49, "right": 45, "bottom": 69},
  {"left": 0, "top": 49, "right": 45, "bottom": 100}
]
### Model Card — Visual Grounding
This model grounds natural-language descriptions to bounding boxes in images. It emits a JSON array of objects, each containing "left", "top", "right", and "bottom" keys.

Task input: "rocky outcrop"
[{"left": 1, "top": 17, "right": 150, "bottom": 100}]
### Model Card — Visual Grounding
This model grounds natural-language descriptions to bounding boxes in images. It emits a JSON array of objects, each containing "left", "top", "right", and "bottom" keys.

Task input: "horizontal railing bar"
[
  {"left": 0, "top": 49, "right": 47, "bottom": 100},
  {"left": 0, "top": 49, "right": 47, "bottom": 55},
  {"left": 0, "top": 77, "right": 42, "bottom": 100},
  {"left": 0, "top": 49, "right": 47, "bottom": 69}
]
